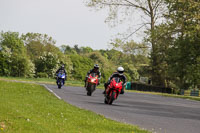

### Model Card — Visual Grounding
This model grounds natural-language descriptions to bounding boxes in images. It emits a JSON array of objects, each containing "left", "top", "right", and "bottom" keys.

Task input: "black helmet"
[
  {"left": 94, "top": 64, "right": 99, "bottom": 69},
  {"left": 61, "top": 64, "right": 65, "bottom": 69},
  {"left": 117, "top": 66, "right": 124, "bottom": 75}
]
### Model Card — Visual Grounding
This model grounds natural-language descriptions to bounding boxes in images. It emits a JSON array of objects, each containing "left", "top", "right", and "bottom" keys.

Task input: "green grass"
[
  {"left": 0, "top": 76, "right": 56, "bottom": 84},
  {"left": 1, "top": 76, "right": 200, "bottom": 102},
  {"left": 0, "top": 76, "right": 105, "bottom": 89},
  {"left": 0, "top": 80, "right": 149, "bottom": 133}
]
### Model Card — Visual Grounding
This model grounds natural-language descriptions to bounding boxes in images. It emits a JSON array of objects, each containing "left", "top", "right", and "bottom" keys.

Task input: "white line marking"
[{"left": 42, "top": 84, "right": 61, "bottom": 100}]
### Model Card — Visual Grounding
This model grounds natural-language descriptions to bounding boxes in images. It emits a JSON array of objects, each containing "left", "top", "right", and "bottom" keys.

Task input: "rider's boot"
[
  {"left": 120, "top": 89, "right": 124, "bottom": 94},
  {"left": 103, "top": 82, "right": 108, "bottom": 94}
]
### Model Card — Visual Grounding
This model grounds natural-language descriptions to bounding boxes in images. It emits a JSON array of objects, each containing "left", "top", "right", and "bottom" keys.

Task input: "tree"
[
  {"left": 147, "top": 24, "right": 173, "bottom": 87},
  {"left": 87, "top": 51, "right": 109, "bottom": 67},
  {"left": 22, "top": 32, "right": 57, "bottom": 60},
  {"left": 70, "top": 54, "right": 94, "bottom": 80},
  {"left": 0, "top": 45, "right": 12, "bottom": 76},
  {"left": 87, "top": 51, "right": 115, "bottom": 82},
  {"left": 86, "top": 0, "right": 168, "bottom": 86},
  {"left": 110, "top": 39, "right": 150, "bottom": 79},
  {"left": 80, "top": 46, "right": 93, "bottom": 54},
  {"left": 22, "top": 33, "right": 72, "bottom": 77},
  {"left": 22, "top": 32, "right": 56, "bottom": 46},
  {"left": 110, "top": 39, "right": 150, "bottom": 65},
  {"left": 35, "top": 52, "right": 59, "bottom": 78},
  {"left": 122, "top": 63, "right": 139, "bottom": 81},
  {"left": 0, "top": 31, "right": 34, "bottom": 77},
  {"left": 60, "top": 45, "right": 77, "bottom": 55},
  {"left": 164, "top": 0, "right": 200, "bottom": 89},
  {"left": 74, "top": 44, "right": 81, "bottom": 54}
]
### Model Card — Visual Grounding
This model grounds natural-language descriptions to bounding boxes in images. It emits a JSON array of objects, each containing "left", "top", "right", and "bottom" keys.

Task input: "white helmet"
[{"left": 117, "top": 67, "right": 124, "bottom": 75}]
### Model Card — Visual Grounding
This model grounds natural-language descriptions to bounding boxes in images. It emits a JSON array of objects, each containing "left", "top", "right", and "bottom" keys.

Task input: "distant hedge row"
[{"left": 130, "top": 82, "right": 172, "bottom": 94}]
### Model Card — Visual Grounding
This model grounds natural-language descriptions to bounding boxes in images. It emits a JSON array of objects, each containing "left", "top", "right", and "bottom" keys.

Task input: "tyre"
[
  {"left": 86, "top": 83, "right": 90, "bottom": 91},
  {"left": 57, "top": 81, "right": 61, "bottom": 89},
  {"left": 87, "top": 91, "right": 91, "bottom": 96},
  {"left": 58, "top": 84, "right": 61, "bottom": 89},
  {"left": 90, "top": 84, "right": 96, "bottom": 96},
  {"left": 108, "top": 91, "right": 116, "bottom": 105},
  {"left": 104, "top": 98, "right": 108, "bottom": 104},
  {"left": 91, "top": 84, "right": 96, "bottom": 92},
  {"left": 86, "top": 83, "right": 92, "bottom": 96}
]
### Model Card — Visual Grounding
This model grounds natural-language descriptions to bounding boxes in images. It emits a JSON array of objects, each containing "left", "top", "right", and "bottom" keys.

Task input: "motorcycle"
[
  {"left": 56, "top": 72, "right": 66, "bottom": 89},
  {"left": 104, "top": 77, "right": 123, "bottom": 105},
  {"left": 85, "top": 73, "right": 99, "bottom": 96}
]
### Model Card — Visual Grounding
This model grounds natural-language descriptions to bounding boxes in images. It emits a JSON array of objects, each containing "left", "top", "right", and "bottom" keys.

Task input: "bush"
[
  {"left": 36, "top": 72, "right": 48, "bottom": 78},
  {"left": 131, "top": 82, "right": 172, "bottom": 93}
]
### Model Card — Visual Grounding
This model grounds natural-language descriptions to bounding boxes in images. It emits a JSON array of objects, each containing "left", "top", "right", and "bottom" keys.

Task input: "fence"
[
  {"left": 127, "top": 82, "right": 172, "bottom": 94},
  {"left": 190, "top": 89, "right": 199, "bottom": 96}
]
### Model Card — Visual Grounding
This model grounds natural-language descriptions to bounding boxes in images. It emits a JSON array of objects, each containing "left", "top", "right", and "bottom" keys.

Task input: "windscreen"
[
  {"left": 113, "top": 77, "right": 121, "bottom": 83},
  {"left": 91, "top": 73, "right": 97, "bottom": 77}
]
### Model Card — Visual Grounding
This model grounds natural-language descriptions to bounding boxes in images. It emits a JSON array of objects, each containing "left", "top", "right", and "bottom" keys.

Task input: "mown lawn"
[
  {"left": 0, "top": 80, "right": 149, "bottom": 133},
  {"left": 1, "top": 76, "right": 200, "bottom": 102},
  {"left": 0, "top": 76, "right": 105, "bottom": 89},
  {"left": 1, "top": 76, "right": 199, "bottom": 102}
]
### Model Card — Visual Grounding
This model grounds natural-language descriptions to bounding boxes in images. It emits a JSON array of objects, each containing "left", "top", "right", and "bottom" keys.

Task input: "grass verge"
[
  {"left": 1, "top": 77, "right": 200, "bottom": 101},
  {"left": 0, "top": 76, "right": 105, "bottom": 89},
  {"left": 0, "top": 80, "right": 149, "bottom": 133}
]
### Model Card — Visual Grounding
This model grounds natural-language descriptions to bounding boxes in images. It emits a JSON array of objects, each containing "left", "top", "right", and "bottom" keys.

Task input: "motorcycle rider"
[
  {"left": 85, "top": 64, "right": 101, "bottom": 87},
  {"left": 56, "top": 64, "right": 67, "bottom": 84},
  {"left": 103, "top": 66, "right": 127, "bottom": 94}
]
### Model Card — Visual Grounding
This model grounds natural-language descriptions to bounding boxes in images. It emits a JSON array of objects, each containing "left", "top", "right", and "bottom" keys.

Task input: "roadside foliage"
[{"left": 0, "top": 0, "right": 199, "bottom": 91}]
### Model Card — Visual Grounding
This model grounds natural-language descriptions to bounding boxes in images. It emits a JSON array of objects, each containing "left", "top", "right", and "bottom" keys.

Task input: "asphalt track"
[{"left": 44, "top": 84, "right": 200, "bottom": 133}]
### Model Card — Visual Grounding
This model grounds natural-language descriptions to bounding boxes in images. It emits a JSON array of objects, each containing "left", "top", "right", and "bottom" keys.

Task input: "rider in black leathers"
[
  {"left": 85, "top": 64, "right": 101, "bottom": 87},
  {"left": 103, "top": 66, "right": 127, "bottom": 94}
]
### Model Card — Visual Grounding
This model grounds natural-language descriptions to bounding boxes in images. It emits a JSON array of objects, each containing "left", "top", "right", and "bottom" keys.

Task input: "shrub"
[{"left": 37, "top": 72, "right": 48, "bottom": 78}]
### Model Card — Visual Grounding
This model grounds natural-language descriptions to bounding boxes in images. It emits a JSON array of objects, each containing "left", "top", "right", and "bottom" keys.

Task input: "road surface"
[{"left": 44, "top": 84, "right": 200, "bottom": 133}]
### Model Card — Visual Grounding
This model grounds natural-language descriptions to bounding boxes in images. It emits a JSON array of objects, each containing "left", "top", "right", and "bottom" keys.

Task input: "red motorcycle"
[
  {"left": 86, "top": 73, "right": 99, "bottom": 96},
  {"left": 104, "top": 77, "right": 123, "bottom": 105}
]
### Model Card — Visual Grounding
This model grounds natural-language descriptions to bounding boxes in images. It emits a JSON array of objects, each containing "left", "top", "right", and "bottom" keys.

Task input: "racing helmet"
[
  {"left": 94, "top": 64, "right": 99, "bottom": 70},
  {"left": 117, "top": 67, "right": 124, "bottom": 75},
  {"left": 61, "top": 64, "right": 65, "bottom": 69}
]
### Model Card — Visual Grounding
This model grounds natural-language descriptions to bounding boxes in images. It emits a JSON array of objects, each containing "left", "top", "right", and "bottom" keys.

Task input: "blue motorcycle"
[{"left": 56, "top": 72, "right": 66, "bottom": 89}]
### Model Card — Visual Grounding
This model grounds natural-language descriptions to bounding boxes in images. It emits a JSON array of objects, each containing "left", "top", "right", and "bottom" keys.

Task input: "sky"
[{"left": 0, "top": 0, "right": 142, "bottom": 50}]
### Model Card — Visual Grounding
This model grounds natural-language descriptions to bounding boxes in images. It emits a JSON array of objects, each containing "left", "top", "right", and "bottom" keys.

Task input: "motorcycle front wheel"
[{"left": 108, "top": 91, "right": 116, "bottom": 105}]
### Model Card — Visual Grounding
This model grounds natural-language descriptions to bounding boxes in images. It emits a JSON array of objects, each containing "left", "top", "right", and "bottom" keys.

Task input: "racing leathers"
[
  {"left": 104, "top": 72, "right": 127, "bottom": 94},
  {"left": 56, "top": 68, "right": 67, "bottom": 84},
  {"left": 85, "top": 69, "right": 101, "bottom": 87}
]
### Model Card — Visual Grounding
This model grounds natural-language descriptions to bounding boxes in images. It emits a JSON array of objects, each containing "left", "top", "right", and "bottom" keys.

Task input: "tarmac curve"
[{"left": 44, "top": 84, "right": 200, "bottom": 133}]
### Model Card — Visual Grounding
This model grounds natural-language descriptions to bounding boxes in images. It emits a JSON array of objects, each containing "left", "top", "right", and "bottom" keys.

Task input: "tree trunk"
[{"left": 148, "top": 0, "right": 165, "bottom": 86}]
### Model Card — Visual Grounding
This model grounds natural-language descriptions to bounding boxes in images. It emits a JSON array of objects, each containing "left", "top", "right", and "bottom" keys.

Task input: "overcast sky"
[{"left": 0, "top": 0, "right": 142, "bottom": 50}]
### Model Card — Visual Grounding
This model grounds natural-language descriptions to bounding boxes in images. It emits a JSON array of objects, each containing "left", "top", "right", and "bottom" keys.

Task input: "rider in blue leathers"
[{"left": 56, "top": 65, "right": 67, "bottom": 84}]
